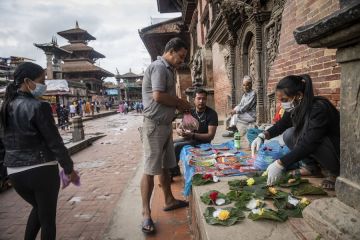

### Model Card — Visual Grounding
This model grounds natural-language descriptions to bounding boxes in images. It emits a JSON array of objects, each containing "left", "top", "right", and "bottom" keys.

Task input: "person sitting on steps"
[{"left": 223, "top": 75, "right": 257, "bottom": 137}]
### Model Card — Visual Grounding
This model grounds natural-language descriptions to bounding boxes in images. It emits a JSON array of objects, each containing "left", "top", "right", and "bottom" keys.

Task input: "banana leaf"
[
  {"left": 200, "top": 190, "right": 232, "bottom": 205},
  {"left": 228, "top": 179, "right": 247, "bottom": 191},
  {"left": 274, "top": 197, "right": 304, "bottom": 218},
  {"left": 292, "top": 183, "right": 327, "bottom": 196},
  {"left": 204, "top": 207, "right": 245, "bottom": 226},
  {"left": 275, "top": 174, "right": 309, "bottom": 187},
  {"left": 248, "top": 208, "right": 288, "bottom": 222},
  {"left": 192, "top": 174, "right": 214, "bottom": 186}
]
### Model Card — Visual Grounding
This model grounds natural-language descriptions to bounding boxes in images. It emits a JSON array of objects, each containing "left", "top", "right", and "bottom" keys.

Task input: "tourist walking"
[
  {"left": 0, "top": 62, "right": 79, "bottom": 240},
  {"left": 140, "top": 38, "right": 191, "bottom": 234},
  {"left": 69, "top": 102, "right": 76, "bottom": 117}
]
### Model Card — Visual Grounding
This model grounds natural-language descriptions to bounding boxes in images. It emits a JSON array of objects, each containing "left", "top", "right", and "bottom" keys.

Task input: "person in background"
[
  {"left": 0, "top": 62, "right": 79, "bottom": 239},
  {"left": 69, "top": 102, "right": 76, "bottom": 118},
  {"left": 251, "top": 74, "right": 340, "bottom": 190},
  {"left": 140, "top": 37, "right": 191, "bottom": 234},
  {"left": 170, "top": 88, "right": 218, "bottom": 179},
  {"left": 223, "top": 75, "right": 257, "bottom": 137}
]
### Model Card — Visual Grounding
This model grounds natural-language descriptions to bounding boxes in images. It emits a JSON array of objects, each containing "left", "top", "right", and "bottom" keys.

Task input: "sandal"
[
  {"left": 289, "top": 167, "right": 323, "bottom": 178},
  {"left": 321, "top": 177, "right": 336, "bottom": 191},
  {"left": 163, "top": 200, "right": 189, "bottom": 211},
  {"left": 141, "top": 218, "right": 155, "bottom": 234}
]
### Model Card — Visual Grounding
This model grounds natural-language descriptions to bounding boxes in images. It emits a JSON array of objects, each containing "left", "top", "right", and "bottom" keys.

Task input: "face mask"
[
  {"left": 29, "top": 82, "right": 47, "bottom": 98},
  {"left": 281, "top": 98, "right": 295, "bottom": 112}
]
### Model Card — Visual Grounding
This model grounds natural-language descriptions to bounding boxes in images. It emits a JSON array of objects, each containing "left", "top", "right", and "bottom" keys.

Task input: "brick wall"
[
  {"left": 268, "top": 0, "right": 341, "bottom": 107},
  {"left": 212, "top": 43, "right": 232, "bottom": 119},
  {"left": 176, "top": 68, "right": 192, "bottom": 99}
]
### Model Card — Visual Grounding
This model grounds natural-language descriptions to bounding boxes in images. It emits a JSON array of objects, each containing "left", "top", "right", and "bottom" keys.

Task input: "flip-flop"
[
  {"left": 163, "top": 200, "right": 189, "bottom": 211},
  {"left": 141, "top": 218, "right": 155, "bottom": 234},
  {"left": 289, "top": 167, "right": 323, "bottom": 178},
  {"left": 321, "top": 178, "right": 335, "bottom": 191}
]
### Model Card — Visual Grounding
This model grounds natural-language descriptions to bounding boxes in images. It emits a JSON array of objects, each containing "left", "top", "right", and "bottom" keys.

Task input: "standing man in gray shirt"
[{"left": 141, "top": 38, "right": 191, "bottom": 234}]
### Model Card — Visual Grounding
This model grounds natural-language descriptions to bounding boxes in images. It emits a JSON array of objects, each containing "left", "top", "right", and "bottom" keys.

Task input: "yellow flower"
[
  {"left": 247, "top": 178, "right": 255, "bottom": 186},
  {"left": 262, "top": 171, "right": 268, "bottom": 177},
  {"left": 259, "top": 208, "right": 265, "bottom": 216},
  {"left": 300, "top": 197, "right": 310, "bottom": 206},
  {"left": 256, "top": 200, "right": 261, "bottom": 207},
  {"left": 269, "top": 187, "right": 277, "bottom": 195},
  {"left": 217, "top": 210, "right": 230, "bottom": 221}
]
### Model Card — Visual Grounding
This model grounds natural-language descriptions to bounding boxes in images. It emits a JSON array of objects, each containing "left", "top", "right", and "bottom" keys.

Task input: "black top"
[
  {"left": 191, "top": 106, "right": 218, "bottom": 143},
  {"left": 1, "top": 91, "right": 74, "bottom": 174},
  {"left": 267, "top": 98, "right": 340, "bottom": 168}
]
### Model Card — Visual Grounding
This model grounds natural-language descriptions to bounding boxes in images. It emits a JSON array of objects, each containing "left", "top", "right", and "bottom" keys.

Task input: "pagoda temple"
[
  {"left": 115, "top": 68, "right": 143, "bottom": 102},
  {"left": 35, "top": 21, "right": 114, "bottom": 96},
  {"left": 58, "top": 21, "right": 114, "bottom": 95}
]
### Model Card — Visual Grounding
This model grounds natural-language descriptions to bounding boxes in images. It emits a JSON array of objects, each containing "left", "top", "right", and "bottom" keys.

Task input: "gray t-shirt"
[{"left": 142, "top": 56, "right": 176, "bottom": 124}]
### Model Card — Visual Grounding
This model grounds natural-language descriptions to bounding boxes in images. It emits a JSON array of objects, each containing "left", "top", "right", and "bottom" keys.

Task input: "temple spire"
[{"left": 75, "top": 20, "right": 79, "bottom": 29}]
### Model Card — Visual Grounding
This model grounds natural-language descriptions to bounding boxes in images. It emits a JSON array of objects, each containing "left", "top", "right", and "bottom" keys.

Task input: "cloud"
[{"left": 0, "top": 0, "right": 180, "bottom": 81}]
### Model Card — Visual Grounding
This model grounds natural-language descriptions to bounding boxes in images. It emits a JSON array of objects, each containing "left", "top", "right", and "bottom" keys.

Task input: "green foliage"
[
  {"left": 292, "top": 183, "right": 327, "bottom": 196},
  {"left": 192, "top": 174, "right": 214, "bottom": 186},
  {"left": 200, "top": 190, "right": 231, "bottom": 205},
  {"left": 204, "top": 207, "right": 245, "bottom": 226},
  {"left": 248, "top": 208, "right": 288, "bottom": 222}
]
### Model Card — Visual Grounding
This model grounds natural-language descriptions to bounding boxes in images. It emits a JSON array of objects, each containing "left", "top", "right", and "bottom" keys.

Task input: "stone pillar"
[
  {"left": 293, "top": 1, "right": 360, "bottom": 239},
  {"left": 71, "top": 116, "right": 84, "bottom": 142},
  {"left": 45, "top": 52, "right": 53, "bottom": 79}
]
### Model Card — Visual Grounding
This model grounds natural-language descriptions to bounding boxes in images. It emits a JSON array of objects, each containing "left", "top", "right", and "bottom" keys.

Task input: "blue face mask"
[{"left": 29, "top": 82, "right": 47, "bottom": 98}]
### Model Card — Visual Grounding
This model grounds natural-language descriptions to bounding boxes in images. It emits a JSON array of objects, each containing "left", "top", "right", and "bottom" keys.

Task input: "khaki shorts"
[{"left": 142, "top": 118, "right": 176, "bottom": 175}]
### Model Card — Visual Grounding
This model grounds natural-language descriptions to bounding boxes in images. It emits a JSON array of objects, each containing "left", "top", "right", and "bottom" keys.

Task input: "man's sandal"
[{"left": 141, "top": 218, "right": 156, "bottom": 234}]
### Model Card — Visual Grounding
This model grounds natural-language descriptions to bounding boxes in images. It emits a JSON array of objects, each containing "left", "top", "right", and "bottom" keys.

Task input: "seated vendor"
[
  {"left": 223, "top": 75, "right": 256, "bottom": 137},
  {"left": 251, "top": 74, "right": 340, "bottom": 190},
  {"left": 170, "top": 88, "right": 218, "bottom": 178}
]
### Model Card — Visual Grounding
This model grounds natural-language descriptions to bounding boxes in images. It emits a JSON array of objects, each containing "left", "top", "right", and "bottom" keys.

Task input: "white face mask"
[{"left": 281, "top": 98, "right": 295, "bottom": 112}]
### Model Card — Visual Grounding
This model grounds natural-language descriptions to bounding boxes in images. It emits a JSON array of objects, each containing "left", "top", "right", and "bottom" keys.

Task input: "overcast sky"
[{"left": 0, "top": 0, "right": 180, "bottom": 82}]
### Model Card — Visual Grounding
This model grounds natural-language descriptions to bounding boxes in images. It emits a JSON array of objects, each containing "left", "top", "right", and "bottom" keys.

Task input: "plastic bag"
[
  {"left": 181, "top": 113, "right": 199, "bottom": 131},
  {"left": 253, "top": 140, "right": 290, "bottom": 170}
]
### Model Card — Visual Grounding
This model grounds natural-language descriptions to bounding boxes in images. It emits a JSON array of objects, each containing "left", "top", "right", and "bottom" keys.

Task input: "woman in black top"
[
  {"left": 0, "top": 62, "right": 79, "bottom": 240},
  {"left": 251, "top": 74, "right": 340, "bottom": 189}
]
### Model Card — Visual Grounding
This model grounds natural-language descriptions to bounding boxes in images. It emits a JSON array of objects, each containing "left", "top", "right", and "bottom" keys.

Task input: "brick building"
[{"left": 150, "top": 0, "right": 341, "bottom": 123}]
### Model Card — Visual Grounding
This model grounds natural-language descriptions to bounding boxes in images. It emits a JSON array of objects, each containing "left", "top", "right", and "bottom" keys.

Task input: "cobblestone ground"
[{"left": 0, "top": 113, "right": 143, "bottom": 240}]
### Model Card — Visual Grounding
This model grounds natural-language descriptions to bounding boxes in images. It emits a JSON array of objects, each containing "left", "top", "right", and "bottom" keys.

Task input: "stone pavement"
[{"left": 0, "top": 113, "right": 143, "bottom": 240}]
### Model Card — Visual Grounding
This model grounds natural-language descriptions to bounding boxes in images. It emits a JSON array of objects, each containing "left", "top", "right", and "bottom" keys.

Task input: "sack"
[
  {"left": 254, "top": 140, "right": 290, "bottom": 170},
  {"left": 181, "top": 113, "right": 199, "bottom": 131}
]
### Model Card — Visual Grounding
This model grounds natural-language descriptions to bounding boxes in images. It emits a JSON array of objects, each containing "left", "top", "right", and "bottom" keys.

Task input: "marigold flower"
[
  {"left": 218, "top": 210, "right": 230, "bottom": 220},
  {"left": 247, "top": 178, "right": 255, "bottom": 186},
  {"left": 269, "top": 187, "right": 277, "bottom": 195},
  {"left": 256, "top": 200, "right": 261, "bottom": 207},
  {"left": 259, "top": 208, "right": 265, "bottom": 216},
  {"left": 300, "top": 197, "right": 310, "bottom": 206}
]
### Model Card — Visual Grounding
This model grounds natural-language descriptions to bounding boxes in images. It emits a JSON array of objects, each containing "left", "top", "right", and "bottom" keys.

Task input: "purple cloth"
[{"left": 59, "top": 170, "right": 80, "bottom": 189}]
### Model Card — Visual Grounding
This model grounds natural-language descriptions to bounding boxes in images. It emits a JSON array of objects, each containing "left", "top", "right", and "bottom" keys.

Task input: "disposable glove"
[
  {"left": 251, "top": 133, "right": 265, "bottom": 157},
  {"left": 266, "top": 160, "right": 284, "bottom": 185}
]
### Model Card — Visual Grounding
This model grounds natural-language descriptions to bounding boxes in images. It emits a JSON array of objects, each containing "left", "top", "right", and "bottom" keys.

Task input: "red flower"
[
  {"left": 209, "top": 191, "right": 218, "bottom": 203},
  {"left": 202, "top": 173, "right": 213, "bottom": 180}
]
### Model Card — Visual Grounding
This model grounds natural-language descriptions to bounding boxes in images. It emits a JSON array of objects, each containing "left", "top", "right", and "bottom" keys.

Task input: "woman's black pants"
[
  {"left": 9, "top": 165, "right": 60, "bottom": 240},
  {"left": 283, "top": 127, "right": 340, "bottom": 176}
]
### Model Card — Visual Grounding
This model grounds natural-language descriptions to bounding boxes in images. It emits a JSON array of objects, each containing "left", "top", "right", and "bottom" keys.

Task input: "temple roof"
[
  {"left": 57, "top": 21, "right": 96, "bottom": 41},
  {"left": 119, "top": 71, "right": 143, "bottom": 79},
  {"left": 34, "top": 41, "right": 72, "bottom": 57},
  {"left": 62, "top": 61, "right": 114, "bottom": 77},
  {"left": 61, "top": 43, "right": 105, "bottom": 58},
  {"left": 157, "top": 0, "right": 181, "bottom": 13},
  {"left": 139, "top": 17, "right": 189, "bottom": 61}
]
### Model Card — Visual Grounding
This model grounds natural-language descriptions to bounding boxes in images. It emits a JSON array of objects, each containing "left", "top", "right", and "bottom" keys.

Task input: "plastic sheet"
[{"left": 253, "top": 140, "right": 290, "bottom": 170}]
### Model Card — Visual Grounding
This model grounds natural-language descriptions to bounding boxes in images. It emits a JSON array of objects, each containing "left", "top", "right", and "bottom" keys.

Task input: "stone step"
[{"left": 189, "top": 177, "right": 323, "bottom": 240}]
